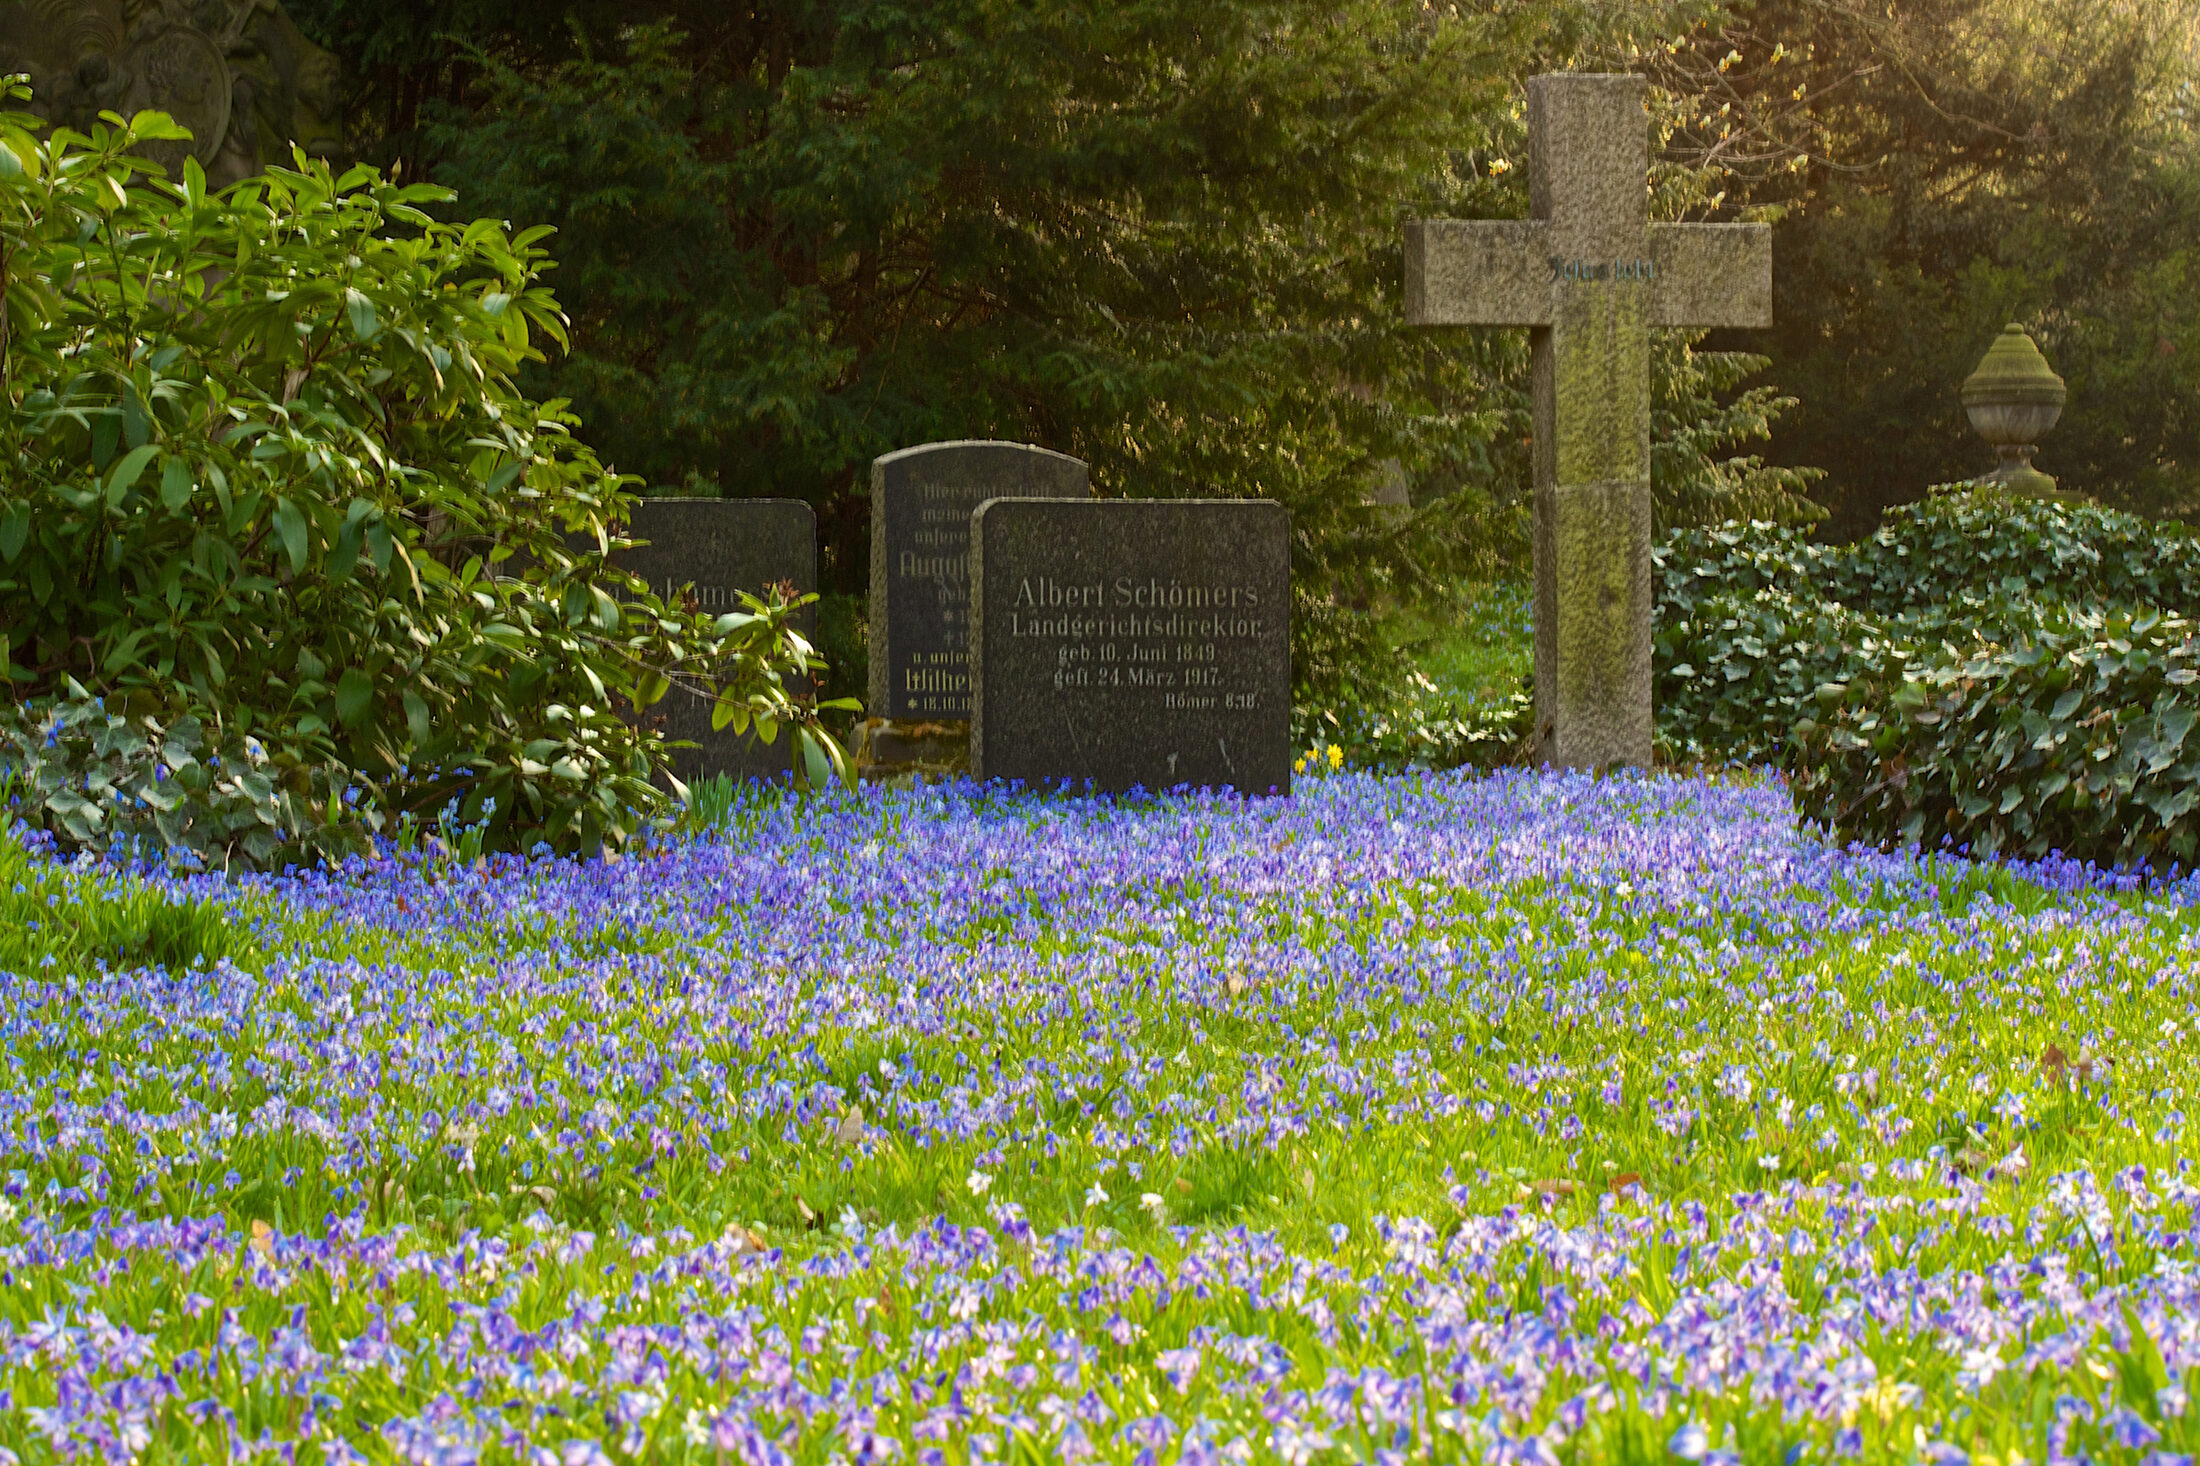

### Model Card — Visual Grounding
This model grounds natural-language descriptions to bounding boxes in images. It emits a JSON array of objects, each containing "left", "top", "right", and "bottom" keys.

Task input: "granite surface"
[
  {"left": 868, "top": 442, "right": 1089, "bottom": 721},
  {"left": 969, "top": 499, "right": 1290, "bottom": 796},
  {"left": 612, "top": 498, "right": 816, "bottom": 785}
]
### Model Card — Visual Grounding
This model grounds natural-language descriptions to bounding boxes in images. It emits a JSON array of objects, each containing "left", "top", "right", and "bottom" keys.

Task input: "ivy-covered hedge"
[
  {"left": 1790, "top": 605, "right": 2200, "bottom": 867},
  {"left": 1661, "top": 493, "right": 2200, "bottom": 624},
  {"left": 1657, "top": 490, "right": 2200, "bottom": 867}
]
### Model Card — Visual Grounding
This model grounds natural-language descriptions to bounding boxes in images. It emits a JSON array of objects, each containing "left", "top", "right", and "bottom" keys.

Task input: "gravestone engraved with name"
[
  {"left": 1405, "top": 72, "right": 1772, "bottom": 770},
  {"left": 869, "top": 442, "right": 1090, "bottom": 722},
  {"left": 970, "top": 499, "right": 1291, "bottom": 796},
  {"left": 611, "top": 498, "right": 816, "bottom": 784}
]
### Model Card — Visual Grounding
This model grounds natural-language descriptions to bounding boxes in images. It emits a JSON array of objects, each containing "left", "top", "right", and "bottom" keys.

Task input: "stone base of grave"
[{"left": 853, "top": 718, "right": 970, "bottom": 783}]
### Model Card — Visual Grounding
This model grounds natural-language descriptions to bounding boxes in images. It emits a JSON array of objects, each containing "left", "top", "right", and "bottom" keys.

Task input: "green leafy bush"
[
  {"left": 0, "top": 693, "right": 369, "bottom": 867},
  {"left": 1831, "top": 491, "right": 2200, "bottom": 614},
  {"left": 1293, "top": 581, "right": 1535, "bottom": 772},
  {"left": 0, "top": 85, "right": 841, "bottom": 861},
  {"left": 1788, "top": 605, "right": 2200, "bottom": 867},
  {"left": 1660, "top": 492, "right": 2200, "bottom": 629},
  {"left": 1658, "top": 490, "right": 2200, "bottom": 865},
  {"left": 1294, "top": 679, "right": 1533, "bottom": 774}
]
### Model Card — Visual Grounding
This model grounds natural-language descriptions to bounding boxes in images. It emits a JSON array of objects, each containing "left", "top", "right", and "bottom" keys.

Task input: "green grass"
[
  {"left": 2, "top": 776, "right": 2196, "bottom": 1462},
  {"left": 1303, "top": 578, "right": 1534, "bottom": 768},
  {"left": 1378, "top": 577, "right": 1532, "bottom": 710},
  {"left": 0, "top": 829, "right": 261, "bottom": 977}
]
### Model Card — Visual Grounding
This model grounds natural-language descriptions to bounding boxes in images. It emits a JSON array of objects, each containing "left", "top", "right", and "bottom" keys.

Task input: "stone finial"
[{"left": 1960, "top": 323, "right": 2068, "bottom": 498}]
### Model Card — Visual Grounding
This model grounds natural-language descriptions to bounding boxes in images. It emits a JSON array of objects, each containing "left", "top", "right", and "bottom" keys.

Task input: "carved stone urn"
[{"left": 1959, "top": 322, "right": 2067, "bottom": 498}]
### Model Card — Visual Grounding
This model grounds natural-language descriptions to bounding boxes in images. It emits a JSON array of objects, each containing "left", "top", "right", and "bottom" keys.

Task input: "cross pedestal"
[{"left": 1406, "top": 73, "right": 1771, "bottom": 770}]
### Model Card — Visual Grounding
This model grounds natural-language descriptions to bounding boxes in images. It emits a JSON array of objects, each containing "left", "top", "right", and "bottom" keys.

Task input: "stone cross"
[{"left": 1406, "top": 73, "right": 1770, "bottom": 770}]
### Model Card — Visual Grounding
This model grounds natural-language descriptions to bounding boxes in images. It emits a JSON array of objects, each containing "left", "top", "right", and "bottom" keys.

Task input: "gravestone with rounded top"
[
  {"left": 611, "top": 498, "right": 816, "bottom": 784},
  {"left": 970, "top": 498, "right": 1291, "bottom": 796},
  {"left": 1406, "top": 72, "right": 1772, "bottom": 769},
  {"left": 868, "top": 441, "right": 1090, "bottom": 722}
]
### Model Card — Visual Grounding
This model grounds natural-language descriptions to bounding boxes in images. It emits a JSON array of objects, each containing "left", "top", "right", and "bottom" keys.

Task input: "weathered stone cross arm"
[{"left": 1403, "top": 219, "right": 1771, "bottom": 329}]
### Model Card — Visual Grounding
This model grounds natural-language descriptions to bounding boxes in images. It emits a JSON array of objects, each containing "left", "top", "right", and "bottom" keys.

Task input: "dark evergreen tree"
[
  {"left": 286, "top": 0, "right": 1845, "bottom": 706},
  {"left": 1636, "top": 0, "right": 2200, "bottom": 533}
]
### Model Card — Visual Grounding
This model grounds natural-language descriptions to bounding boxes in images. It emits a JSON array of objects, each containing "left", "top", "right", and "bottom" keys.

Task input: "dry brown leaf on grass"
[{"left": 2041, "top": 1042, "right": 2111, "bottom": 1087}]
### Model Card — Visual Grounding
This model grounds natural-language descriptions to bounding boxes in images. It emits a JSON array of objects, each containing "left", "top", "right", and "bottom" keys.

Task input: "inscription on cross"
[{"left": 1406, "top": 73, "right": 1771, "bottom": 770}]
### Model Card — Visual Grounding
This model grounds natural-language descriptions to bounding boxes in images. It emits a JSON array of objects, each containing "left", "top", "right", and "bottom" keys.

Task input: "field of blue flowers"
[{"left": 1, "top": 767, "right": 2195, "bottom": 1464}]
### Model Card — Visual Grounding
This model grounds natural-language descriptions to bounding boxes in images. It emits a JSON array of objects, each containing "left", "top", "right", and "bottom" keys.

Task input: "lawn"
[
  {"left": 1303, "top": 581, "right": 1533, "bottom": 768},
  {"left": 2, "top": 768, "right": 2195, "bottom": 1463},
  {"left": 1380, "top": 580, "right": 1533, "bottom": 715}
]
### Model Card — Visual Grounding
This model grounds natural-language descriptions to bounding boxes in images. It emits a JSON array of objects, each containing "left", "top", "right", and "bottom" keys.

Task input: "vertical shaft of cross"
[{"left": 1528, "top": 74, "right": 1655, "bottom": 772}]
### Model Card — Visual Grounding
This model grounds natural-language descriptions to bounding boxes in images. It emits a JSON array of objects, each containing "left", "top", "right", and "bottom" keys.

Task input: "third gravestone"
[
  {"left": 612, "top": 497, "right": 817, "bottom": 784},
  {"left": 970, "top": 498, "right": 1291, "bottom": 796},
  {"left": 868, "top": 442, "right": 1090, "bottom": 722}
]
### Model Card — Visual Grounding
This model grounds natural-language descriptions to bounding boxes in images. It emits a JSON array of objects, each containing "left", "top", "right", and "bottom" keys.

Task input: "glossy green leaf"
[
  {"left": 272, "top": 497, "right": 308, "bottom": 574},
  {"left": 345, "top": 288, "right": 380, "bottom": 342},
  {"left": 403, "top": 690, "right": 430, "bottom": 745},
  {"left": 104, "top": 444, "right": 159, "bottom": 507},
  {"left": 333, "top": 668, "right": 373, "bottom": 727},
  {"left": 159, "top": 457, "right": 193, "bottom": 511}
]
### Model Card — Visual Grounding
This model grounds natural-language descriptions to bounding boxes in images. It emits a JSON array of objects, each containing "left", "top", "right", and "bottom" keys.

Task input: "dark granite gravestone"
[
  {"left": 969, "top": 499, "right": 1291, "bottom": 796},
  {"left": 611, "top": 498, "right": 817, "bottom": 784},
  {"left": 868, "top": 442, "right": 1090, "bottom": 722}
]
